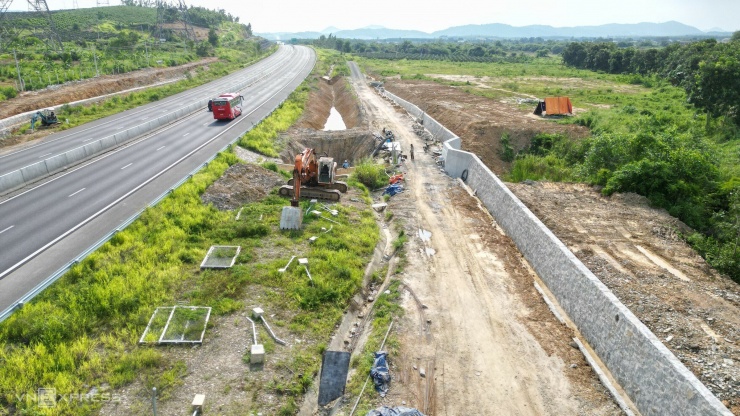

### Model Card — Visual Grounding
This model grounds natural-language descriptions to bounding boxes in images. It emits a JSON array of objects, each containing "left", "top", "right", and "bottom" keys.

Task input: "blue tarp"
[
  {"left": 365, "top": 406, "right": 425, "bottom": 416},
  {"left": 370, "top": 351, "right": 391, "bottom": 397},
  {"left": 383, "top": 183, "right": 403, "bottom": 197}
]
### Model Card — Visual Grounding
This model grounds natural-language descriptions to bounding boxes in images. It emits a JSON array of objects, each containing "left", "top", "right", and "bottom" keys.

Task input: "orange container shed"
[{"left": 544, "top": 97, "right": 573, "bottom": 115}]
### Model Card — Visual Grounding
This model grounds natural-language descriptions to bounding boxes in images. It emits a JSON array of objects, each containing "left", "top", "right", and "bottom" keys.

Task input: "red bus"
[{"left": 212, "top": 93, "right": 244, "bottom": 120}]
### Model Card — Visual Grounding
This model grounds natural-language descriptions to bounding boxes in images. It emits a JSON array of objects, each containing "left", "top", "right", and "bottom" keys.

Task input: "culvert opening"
[{"left": 280, "top": 75, "right": 377, "bottom": 165}]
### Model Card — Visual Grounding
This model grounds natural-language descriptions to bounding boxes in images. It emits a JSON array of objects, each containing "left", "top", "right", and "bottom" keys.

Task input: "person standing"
[{"left": 410, "top": 144, "right": 414, "bottom": 160}]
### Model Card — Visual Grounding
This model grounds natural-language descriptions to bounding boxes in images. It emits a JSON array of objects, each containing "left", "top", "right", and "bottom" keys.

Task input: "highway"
[
  {"left": 0, "top": 45, "right": 296, "bottom": 176},
  {"left": 0, "top": 45, "right": 315, "bottom": 314}
]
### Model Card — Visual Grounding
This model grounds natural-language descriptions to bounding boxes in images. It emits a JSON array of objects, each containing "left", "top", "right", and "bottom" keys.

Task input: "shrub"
[{"left": 352, "top": 159, "right": 387, "bottom": 190}]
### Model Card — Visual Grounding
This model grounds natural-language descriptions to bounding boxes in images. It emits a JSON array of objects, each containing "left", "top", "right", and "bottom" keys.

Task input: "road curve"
[
  {"left": 0, "top": 45, "right": 315, "bottom": 314},
  {"left": 0, "top": 46, "right": 296, "bottom": 176}
]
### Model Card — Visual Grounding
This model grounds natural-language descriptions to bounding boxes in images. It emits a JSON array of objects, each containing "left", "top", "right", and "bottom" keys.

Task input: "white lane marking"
[
  {"left": 68, "top": 188, "right": 86, "bottom": 197},
  {"left": 117, "top": 126, "right": 123, "bottom": 130},
  {"left": 121, "top": 163, "right": 133, "bottom": 170},
  {"left": 38, "top": 153, "right": 52, "bottom": 158},
  {"left": 0, "top": 48, "right": 313, "bottom": 282},
  {"left": 83, "top": 137, "right": 95, "bottom": 142},
  {"left": 141, "top": 116, "right": 149, "bottom": 120},
  {"left": 0, "top": 225, "right": 14, "bottom": 235},
  {"left": 203, "top": 122, "right": 210, "bottom": 126},
  {"left": 156, "top": 146, "right": 166, "bottom": 151},
  {"left": 183, "top": 133, "right": 190, "bottom": 137}
]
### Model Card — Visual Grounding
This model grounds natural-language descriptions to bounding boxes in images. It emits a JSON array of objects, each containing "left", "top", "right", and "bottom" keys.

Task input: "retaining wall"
[{"left": 382, "top": 88, "right": 732, "bottom": 416}]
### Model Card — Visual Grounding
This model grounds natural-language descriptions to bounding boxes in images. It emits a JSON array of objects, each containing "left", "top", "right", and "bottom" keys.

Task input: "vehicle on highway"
[
  {"left": 212, "top": 93, "right": 244, "bottom": 120},
  {"left": 207, "top": 99, "right": 213, "bottom": 112}
]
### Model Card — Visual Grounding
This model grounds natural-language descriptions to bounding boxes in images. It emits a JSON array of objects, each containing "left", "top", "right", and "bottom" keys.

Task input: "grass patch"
[
  {"left": 345, "top": 279, "right": 403, "bottom": 414},
  {"left": 237, "top": 83, "right": 310, "bottom": 156},
  {"left": 0, "top": 47, "right": 381, "bottom": 412}
]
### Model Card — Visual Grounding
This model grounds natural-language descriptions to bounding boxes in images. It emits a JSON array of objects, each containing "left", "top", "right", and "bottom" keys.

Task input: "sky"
[{"left": 30, "top": 0, "right": 740, "bottom": 34}]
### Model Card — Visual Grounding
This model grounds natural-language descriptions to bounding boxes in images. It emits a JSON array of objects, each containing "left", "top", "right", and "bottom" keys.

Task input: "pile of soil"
[
  {"left": 383, "top": 79, "right": 590, "bottom": 175},
  {"left": 200, "top": 163, "right": 284, "bottom": 210}
]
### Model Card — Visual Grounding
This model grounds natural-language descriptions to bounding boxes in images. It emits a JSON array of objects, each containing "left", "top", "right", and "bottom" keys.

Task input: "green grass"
[
  {"left": 4, "top": 45, "right": 273, "bottom": 139},
  {"left": 358, "top": 55, "right": 739, "bottom": 281},
  {"left": 345, "top": 279, "right": 403, "bottom": 414},
  {"left": 237, "top": 83, "right": 309, "bottom": 157},
  {"left": 351, "top": 158, "right": 389, "bottom": 190},
  {"left": 0, "top": 48, "right": 384, "bottom": 414}
]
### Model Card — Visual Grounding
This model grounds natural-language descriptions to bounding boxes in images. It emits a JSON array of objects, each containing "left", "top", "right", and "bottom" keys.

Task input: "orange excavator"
[
  {"left": 279, "top": 148, "right": 348, "bottom": 205},
  {"left": 279, "top": 149, "right": 348, "bottom": 229}
]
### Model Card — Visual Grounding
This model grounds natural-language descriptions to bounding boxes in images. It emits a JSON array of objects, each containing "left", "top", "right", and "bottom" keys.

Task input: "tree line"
[{"left": 562, "top": 34, "right": 740, "bottom": 127}]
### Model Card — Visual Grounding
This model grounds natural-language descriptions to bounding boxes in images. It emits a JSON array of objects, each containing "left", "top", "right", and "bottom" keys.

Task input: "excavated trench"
[{"left": 279, "top": 76, "right": 376, "bottom": 164}]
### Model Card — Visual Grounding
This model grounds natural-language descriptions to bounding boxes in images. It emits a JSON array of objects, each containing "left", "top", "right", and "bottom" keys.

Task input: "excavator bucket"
[{"left": 280, "top": 206, "right": 303, "bottom": 230}]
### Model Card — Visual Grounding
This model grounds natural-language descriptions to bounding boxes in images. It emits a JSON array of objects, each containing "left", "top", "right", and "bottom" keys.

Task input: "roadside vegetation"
[
  {"left": 0, "top": 50, "right": 382, "bottom": 415},
  {"left": 353, "top": 36, "right": 739, "bottom": 281},
  {"left": 0, "top": 5, "right": 256, "bottom": 97}
]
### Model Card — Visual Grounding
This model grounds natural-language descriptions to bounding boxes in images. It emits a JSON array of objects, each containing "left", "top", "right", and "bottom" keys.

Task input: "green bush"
[{"left": 351, "top": 159, "right": 388, "bottom": 190}]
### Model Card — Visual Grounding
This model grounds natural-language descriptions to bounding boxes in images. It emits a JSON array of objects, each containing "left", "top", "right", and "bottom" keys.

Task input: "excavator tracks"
[
  {"left": 278, "top": 185, "right": 341, "bottom": 201},
  {"left": 286, "top": 179, "right": 348, "bottom": 193}
]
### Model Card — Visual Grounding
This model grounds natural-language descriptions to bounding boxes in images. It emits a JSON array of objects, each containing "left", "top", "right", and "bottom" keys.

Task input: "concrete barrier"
[
  {"left": 20, "top": 162, "right": 49, "bottom": 183},
  {"left": 44, "top": 153, "right": 70, "bottom": 173},
  {"left": 64, "top": 147, "right": 87, "bottom": 165},
  {"left": 83, "top": 141, "right": 103, "bottom": 157},
  {"left": 382, "top": 89, "right": 732, "bottom": 416},
  {"left": 0, "top": 170, "right": 25, "bottom": 191},
  {"left": 100, "top": 135, "right": 117, "bottom": 150}
]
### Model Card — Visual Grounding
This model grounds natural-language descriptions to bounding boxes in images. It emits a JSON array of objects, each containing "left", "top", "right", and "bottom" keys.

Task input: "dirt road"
[{"left": 348, "top": 64, "right": 619, "bottom": 415}]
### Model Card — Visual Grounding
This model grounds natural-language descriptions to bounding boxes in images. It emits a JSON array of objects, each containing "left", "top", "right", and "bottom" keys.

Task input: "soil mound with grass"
[{"left": 200, "top": 163, "right": 284, "bottom": 210}]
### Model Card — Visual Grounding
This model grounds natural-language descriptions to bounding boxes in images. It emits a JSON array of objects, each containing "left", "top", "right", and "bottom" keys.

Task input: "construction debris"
[
  {"left": 370, "top": 351, "right": 391, "bottom": 397},
  {"left": 365, "top": 407, "right": 426, "bottom": 416}
]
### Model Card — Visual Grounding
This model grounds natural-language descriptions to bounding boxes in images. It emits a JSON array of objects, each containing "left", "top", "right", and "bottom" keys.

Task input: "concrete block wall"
[{"left": 382, "top": 89, "right": 732, "bottom": 416}]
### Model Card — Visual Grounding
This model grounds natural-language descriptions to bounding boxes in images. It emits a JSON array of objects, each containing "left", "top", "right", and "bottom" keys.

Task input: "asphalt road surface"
[
  {"left": 0, "top": 46, "right": 297, "bottom": 176},
  {"left": 0, "top": 45, "right": 315, "bottom": 314}
]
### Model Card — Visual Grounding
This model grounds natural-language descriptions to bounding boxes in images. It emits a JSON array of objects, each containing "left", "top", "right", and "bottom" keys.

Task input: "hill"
[{"left": 259, "top": 21, "right": 726, "bottom": 40}]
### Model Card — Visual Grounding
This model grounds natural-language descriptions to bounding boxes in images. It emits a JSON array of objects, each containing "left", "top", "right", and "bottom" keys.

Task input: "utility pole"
[{"left": 13, "top": 49, "right": 23, "bottom": 91}]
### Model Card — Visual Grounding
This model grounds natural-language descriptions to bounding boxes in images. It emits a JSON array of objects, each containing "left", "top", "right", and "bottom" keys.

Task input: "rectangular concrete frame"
[{"left": 382, "top": 89, "right": 732, "bottom": 416}]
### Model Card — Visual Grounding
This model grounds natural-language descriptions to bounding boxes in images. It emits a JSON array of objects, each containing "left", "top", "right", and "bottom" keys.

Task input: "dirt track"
[
  {"left": 349, "top": 66, "right": 621, "bottom": 414},
  {"left": 4, "top": 53, "right": 737, "bottom": 414},
  {"left": 379, "top": 75, "right": 740, "bottom": 414}
]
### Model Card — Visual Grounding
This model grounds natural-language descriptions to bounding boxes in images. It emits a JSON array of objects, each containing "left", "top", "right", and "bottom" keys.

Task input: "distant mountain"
[
  {"left": 257, "top": 21, "right": 724, "bottom": 41},
  {"left": 433, "top": 21, "right": 705, "bottom": 38},
  {"left": 332, "top": 27, "right": 430, "bottom": 39},
  {"left": 321, "top": 26, "right": 340, "bottom": 34}
]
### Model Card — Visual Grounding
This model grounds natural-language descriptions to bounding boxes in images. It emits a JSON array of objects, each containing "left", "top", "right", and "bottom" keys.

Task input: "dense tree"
[
  {"left": 687, "top": 43, "right": 740, "bottom": 125},
  {"left": 208, "top": 27, "right": 218, "bottom": 47}
]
